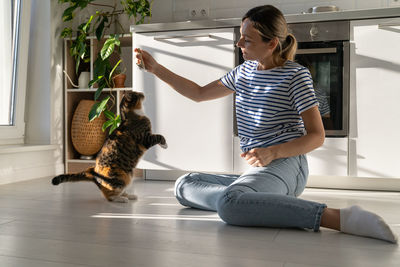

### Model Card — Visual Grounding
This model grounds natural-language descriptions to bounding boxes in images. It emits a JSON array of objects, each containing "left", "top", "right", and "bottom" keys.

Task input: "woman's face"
[{"left": 237, "top": 18, "right": 276, "bottom": 63}]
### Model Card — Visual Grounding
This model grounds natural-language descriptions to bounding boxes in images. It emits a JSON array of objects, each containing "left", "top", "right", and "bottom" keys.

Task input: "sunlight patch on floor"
[
  {"left": 165, "top": 187, "right": 175, "bottom": 192},
  {"left": 92, "top": 213, "right": 222, "bottom": 221},
  {"left": 144, "top": 196, "right": 176, "bottom": 199},
  {"left": 148, "top": 203, "right": 181, "bottom": 206},
  {"left": 304, "top": 190, "right": 400, "bottom": 197}
]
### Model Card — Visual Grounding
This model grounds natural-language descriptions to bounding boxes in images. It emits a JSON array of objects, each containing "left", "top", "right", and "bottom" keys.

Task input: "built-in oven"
[
  {"left": 235, "top": 20, "right": 349, "bottom": 137},
  {"left": 290, "top": 20, "right": 350, "bottom": 137}
]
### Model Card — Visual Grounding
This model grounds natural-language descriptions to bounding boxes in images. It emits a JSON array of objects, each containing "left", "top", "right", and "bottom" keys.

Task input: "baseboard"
[
  {"left": 307, "top": 175, "right": 400, "bottom": 192},
  {"left": 0, "top": 162, "right": 64, "bottom": 186},
  {"left": 144, "top": 170, "right": 400, "bottom": 192},
  {"left": 0, "top": 145, "right": 64, "bottom": 185}
]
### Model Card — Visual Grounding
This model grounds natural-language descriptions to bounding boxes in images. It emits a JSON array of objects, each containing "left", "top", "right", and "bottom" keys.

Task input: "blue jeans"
[{"left": 174, "top": 155, "right": 326, "bottom": 231}]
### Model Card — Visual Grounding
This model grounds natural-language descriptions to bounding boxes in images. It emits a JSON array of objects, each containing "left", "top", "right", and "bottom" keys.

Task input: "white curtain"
[{"left": 0, "top": 1, "right": 12, "bottom": 125}]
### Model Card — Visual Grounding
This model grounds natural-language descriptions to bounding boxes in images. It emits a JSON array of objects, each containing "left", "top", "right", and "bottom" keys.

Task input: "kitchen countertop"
[{"left": 130, "top": 6, "right": 400, "bottom": 33}]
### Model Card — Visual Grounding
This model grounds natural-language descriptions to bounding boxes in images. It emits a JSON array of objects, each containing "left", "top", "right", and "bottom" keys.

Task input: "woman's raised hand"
[{"left": 134, "top": 48, "right": 157, "bottom": 73}]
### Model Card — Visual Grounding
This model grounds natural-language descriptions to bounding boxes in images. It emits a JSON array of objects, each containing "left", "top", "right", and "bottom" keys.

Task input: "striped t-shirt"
[{"left": 220, "top": 60, "right": 318, "bottom": 152}]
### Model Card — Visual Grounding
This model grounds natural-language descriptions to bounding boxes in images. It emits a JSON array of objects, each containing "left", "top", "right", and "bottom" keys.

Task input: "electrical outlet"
[
  {"left": 389, "top": 0, "right": 400, "bottom": 6},
  {"left": 188, "top": 7, "right": 209, "bottom": 20}
]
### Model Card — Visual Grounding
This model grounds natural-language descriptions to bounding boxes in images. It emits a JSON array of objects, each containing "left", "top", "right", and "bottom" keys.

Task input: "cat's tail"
[{"left": 52, "top": 168, "right": 95, "bottom": 185}]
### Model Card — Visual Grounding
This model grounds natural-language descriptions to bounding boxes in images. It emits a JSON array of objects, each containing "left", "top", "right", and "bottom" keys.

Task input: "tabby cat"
[{"left": 52, "top": 91, "right": 167, "bottom": 202}]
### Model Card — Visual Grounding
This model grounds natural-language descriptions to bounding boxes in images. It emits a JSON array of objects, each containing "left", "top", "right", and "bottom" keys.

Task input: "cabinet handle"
[
  {"left": 378, "top": 23, "right": 400, "bottom": 29},
  {"left": 154, "top": 34, "right": 213, "bottom": 41},
  {"left": 296, "top": 47, "right": 337, "bottom": 55}
]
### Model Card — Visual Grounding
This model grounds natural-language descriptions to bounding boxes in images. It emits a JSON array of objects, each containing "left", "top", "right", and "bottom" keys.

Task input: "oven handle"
[{"left": 296, "top": 47, "right": 337, "bottom": 55}]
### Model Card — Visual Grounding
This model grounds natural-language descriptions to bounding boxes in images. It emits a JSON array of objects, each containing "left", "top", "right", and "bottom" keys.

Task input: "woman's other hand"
[
  {"left": 241, "top": 147, "right": 278, "bottom": 167},
  {"left": 134, "top": 48, "right": 157, "bottom": 73}
]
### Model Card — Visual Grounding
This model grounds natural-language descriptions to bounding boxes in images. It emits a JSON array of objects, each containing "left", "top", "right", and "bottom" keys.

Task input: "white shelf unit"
[{"left": 63, "top": 36, "right": 133, "bottom": 173}]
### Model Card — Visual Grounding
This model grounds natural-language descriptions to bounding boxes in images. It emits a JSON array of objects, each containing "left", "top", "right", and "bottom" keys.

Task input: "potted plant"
[
  {"left": 112, "top": 64, "right": 127, "bottom": 88},
  {"left": 59, "top": 0, "right": 152, "bottom": 133}
]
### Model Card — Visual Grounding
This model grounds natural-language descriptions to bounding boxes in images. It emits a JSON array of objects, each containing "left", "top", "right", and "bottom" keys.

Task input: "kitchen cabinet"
[
  {"left": 132, "top": 28, "right": 236, "bottom": 173},
  {"left": 349, "top": 18, "right": 400, "bottom": 178},
  {"left": 132, "top": 26, "right": 350, "bottom": 178},
  {"left": 307, "top": 138, "right": 348, "bottom": 176},
  {"left": 233, "top": 137, "right": 349, "bottom": 176}
]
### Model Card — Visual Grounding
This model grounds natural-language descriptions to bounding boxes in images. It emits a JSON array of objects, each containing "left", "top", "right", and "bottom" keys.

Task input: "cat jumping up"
[{"left": 52, "top": 91, "right": 167, "bottom": 202}]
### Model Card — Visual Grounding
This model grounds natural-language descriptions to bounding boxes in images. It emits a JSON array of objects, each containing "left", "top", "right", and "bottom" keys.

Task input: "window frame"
[{"left": 0, "top": 0, "right": 31, "bottom": 145}]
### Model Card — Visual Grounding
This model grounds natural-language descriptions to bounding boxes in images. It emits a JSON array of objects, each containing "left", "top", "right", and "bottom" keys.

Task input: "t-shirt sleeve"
[
  {"left": 220, "top": 65, "right": 240, "bottom": 92},
  {"left": 288, "top": 67, "right": 319, "bottom": 114}
]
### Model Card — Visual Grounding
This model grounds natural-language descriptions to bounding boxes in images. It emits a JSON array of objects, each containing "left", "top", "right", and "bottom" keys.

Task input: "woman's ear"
[{"left": 268, "top": 37, "right": 279, "bottom": 51}]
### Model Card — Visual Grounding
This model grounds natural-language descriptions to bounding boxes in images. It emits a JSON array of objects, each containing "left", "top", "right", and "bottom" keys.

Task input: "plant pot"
[
  {"left": 113, "top": 73, "right": 127, "bottom": 88},
  {"left": 71, "top": 100, "right": 107, "bottom": 159},
  {"left": 78, "top": 71, "right": 90, "bottom": 89}
]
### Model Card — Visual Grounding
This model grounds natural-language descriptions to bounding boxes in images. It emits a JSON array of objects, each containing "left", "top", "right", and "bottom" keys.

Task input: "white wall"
[
  {"left": 25, "top": 1, "right": 51, "bottom": 144},
  {"left": 150, "top": 0, "right": 394, "bottom": 23},
  {"left": 0, "top": 0, "right": 64, "bottom": 185},
  {"left": 64, "top": 0, "right": 394, "bottom": 26}
]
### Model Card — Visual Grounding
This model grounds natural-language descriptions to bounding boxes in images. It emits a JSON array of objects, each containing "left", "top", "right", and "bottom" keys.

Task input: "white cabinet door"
[
  {"left": 308, "top": 138, "right": 348, "bottom": 176},
  {"left": 349, "top": 18, "right": 400, "bottom": 178},
  {"left": 132, "top": 28, "right": 236, "bottom": 172},
  {"left": 233, "top": 137, "right": 349, "bottom": 176}
]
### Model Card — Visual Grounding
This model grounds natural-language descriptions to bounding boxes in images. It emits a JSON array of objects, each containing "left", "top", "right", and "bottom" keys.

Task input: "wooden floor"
[{"left": 0, "top": 177, "right": 399, "bottom": 267}]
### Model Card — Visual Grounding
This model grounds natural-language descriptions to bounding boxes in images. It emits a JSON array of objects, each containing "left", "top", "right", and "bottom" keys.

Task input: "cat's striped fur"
[{"left": 52, "top": 91, "right": 167, "bottom": 202}]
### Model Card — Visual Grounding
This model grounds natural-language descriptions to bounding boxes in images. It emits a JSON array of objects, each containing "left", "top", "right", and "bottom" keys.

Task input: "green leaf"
[
  {"left": 101, "top": 35, "right": 120, "bottom": 60},
  {"left": 104, "top": 110, "right": 115, "bottom": 120},
  {"left": 109, "top": 59, "right": 122, "bottom": 81},
  {"left": 98, "top": 96, "right": 110, "bottom": 113},
  {"left": 115, "top": 114, "right": 121, "bottom": 125},
  {"left": 95, "top": 17, "right": 107, "bottom": 41},
  {"left": 101, "top": 114, "right": 121, "bottom": 134},
  {"left": 102, "top": 119, "right": 114, "bottom": 132},
  {"left": 93, "top": 53, "right": 107, "bottom": 77},
  {"left": 79, "top": 42, "right": 87, "bottom": 60},
  {"left": 88, "top": 96, "right": 110, "bottom": 121},
  {"left": 89, "top": 75, "right": 103, "bottom": 88},
  {"left": 82, "top": 15, "right": 94, "bottom": 33},
  {"left": 94, "top": 83, "right": 106, "bottom": 101},
  {"left": 75, "top": 57, "right": 81, "bottom": 74},
  {"left": 60, "top": 27, "right": 72, "bottom": 38},
  {"left": 109, "top": 123, "right": 118, "bottom": 134},
  {"left": 88, "top": 102, "right": 101, "bottom": 121},
  {"left": 110, "top": 115, "right": 121, "bottom": 134},
  {"left": 101, "top": 38, "right": 116, "bottom": 60},
  {"left": 62, "top": 4, "right": 78, "bottom": 22},
  {"left": 77, "top": 0, "right": 92, "bottom": 9}
]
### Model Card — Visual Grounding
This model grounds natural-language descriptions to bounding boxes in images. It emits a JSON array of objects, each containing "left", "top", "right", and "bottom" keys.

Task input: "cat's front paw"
[{"left": 110, "top": 196, "right": 129, "bottom": 203}]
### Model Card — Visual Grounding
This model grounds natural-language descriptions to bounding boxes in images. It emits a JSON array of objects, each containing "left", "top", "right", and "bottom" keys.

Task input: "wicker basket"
[{"left": 71, "top": 100, "right": 107, "bottom": 157}]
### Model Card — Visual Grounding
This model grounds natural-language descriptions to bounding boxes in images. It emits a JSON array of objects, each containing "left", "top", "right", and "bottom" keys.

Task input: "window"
[
  {"left": 0, "top": 0, "right": 29, "bottom": 145},
  {"left": 0, "top": 1, "right": 15, "bottom": 126}
]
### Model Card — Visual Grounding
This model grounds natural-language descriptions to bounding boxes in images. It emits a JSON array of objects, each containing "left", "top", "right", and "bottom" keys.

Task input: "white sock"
[{"left": 340, "top": 205, "right": 398, "bottom": 243}]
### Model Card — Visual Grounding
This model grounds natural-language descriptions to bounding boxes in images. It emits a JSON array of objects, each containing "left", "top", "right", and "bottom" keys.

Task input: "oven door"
[{"left": 295, "top": 41, "right": 349, "bottom": 137}]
